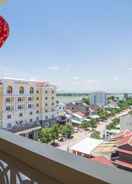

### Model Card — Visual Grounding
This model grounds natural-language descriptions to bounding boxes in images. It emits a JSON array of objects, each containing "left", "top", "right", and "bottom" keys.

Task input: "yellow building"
[{"left": 0, "top": 78, "right": 57, "bottom": 129}]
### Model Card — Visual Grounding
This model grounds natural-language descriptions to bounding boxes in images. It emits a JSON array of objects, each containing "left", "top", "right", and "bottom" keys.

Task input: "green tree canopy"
[
  {"left": 82, "top": 97, "right": 90, "bottom": 105},
  {"left": 91, "top": 131, "right": 101, "bottom": 139},
  {"left": 62, "top": 124, "right": 74, "bottom": 138}
]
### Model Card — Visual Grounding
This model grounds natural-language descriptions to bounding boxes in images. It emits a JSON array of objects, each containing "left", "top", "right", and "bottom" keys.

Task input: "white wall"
[{"left": 120, "top": 114, "right": 132, "bottom": 131}]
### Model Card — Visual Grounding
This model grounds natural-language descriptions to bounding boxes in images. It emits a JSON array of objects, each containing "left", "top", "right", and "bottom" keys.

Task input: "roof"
[
  {"left": 74, "top": 111, "right": 86, "bottom": 117},
  {"left": 117, "top": 148, "right": 132, "bottom": 155},
  {"left": 72, "top": 113, "right": 85, "bottom": 119},
  {"left": 113, "top": 160, "right": 132, "bottom": 170},
  {"left": 111, "top": 129, "right": 132, "bottom": 146},
  {"left": 89, "top": 115, "right": 100, "bottom": 119},
  {"left": 71, "top": 138, "right": 103, "bottom": 155},
  {"left": 71, "top": 119, "right": 82, "bottom": 125}
]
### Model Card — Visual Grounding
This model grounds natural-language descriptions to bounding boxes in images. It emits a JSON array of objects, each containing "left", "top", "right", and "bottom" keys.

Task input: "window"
[
  {"left": 18, "top": 97, "right": 22, "bottom": 102},
  {"left": 7, "top": 115, "right": 11, "bottom": 119},
  {"left": 52, "top": 96, "right": 54, "bottom": 100},
  {"left": 36, "top": 90, "right": 39, "bottom": 94},
  {"left": 45, "top": 103, "right": 48, "bottom": 106},
  {"left": 30, "top": 87, "right": 34, "bottom": 94},
  {"left": 36, "top": 103, "right": 39, "bottom": 107},
  {"left": 7, "top": 123, "right": 12, "bottom": 128},
  {"left": 45, "top": 109, "right": 48, "bottom": 113},
  {"left": 28, "top": 97, "right": 32, "bottom": 101},
  {"left": 45, "top": 116, "right": 48, "bottom": 120},
  {"left": 45, "top": 97, "right": 48, "bottom": 100},
  {"left": 36, "top": 110, "right": 39, "bottom": 114},
  {"left": 6, "top": 106, "right": 11, "bottom": 111},
  {"left": 36, "top": 117, "right": 39, "bottom": 121},
  {"left": 19, "top": 113, "right": 23, "bottom": 117},
  {"left": 18, "top": 105, "right": 22, "bottom": 109},
  {"left": 36, "top": 97, "right": 39, "bottom": 100},
  {"left": 28, "top": 104, "right": 32, "bottom": 108},
  {"left": 19, "top": 86, "right": 24, "bottom": 94},
  {"left": 52, "top": 90, "right": 54, "bottom": 94},
  {"left": 7, "top": 86, "right": 13, "bottom": 94},
  {"left": 45, "top": 90, "right": 48, "bottom": 94},
  {"left": 30, "top": 112, "right": 33, "bottom": 115},
  {"left": 6, "top": 98, "right": 11, "bottom": 103},
  {"left": 52, "top": 102, "right": 54, "bottom": 106},
  {"left": 30, "top": 119, "right": 32, "bottom": 122}
]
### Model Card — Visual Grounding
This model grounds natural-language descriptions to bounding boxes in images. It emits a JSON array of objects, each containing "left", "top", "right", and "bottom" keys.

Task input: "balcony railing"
[{"left": 0, "top": 129, "right": 131, "bottom": 184}]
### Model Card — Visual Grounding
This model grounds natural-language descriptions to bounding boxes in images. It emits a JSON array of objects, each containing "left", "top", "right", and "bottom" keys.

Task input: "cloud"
[
  {"left": 113, "top": 76, "right": 119, "bottom": 81},
  {"left": 85, "top": 79, "right": 97, "bottom": 84},
  {"left": 72, "top": 76, "right": 80, "bottom": 81},
  {"left": 128, "top": 67, "right": 132, "bottom": 71},
  {"left": 48, "top": 66, "right": 60, "bottom": 71}
]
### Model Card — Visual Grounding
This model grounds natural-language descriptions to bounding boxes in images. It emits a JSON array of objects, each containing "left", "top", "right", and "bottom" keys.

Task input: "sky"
[{"left": 1, "top": 0, "right": 132, "bottom": 92}]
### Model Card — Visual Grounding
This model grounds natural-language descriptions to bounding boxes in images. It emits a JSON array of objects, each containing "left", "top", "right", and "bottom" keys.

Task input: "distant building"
[
  {"left": 0, "top": 78, "right": 57, "bottom": 129},
  {"left": 89, "top": 92, "right": 107, "bottom": 107},
  {"left": 124, "top": 93, "right": 129, "bottom": 100},
  {"left": 120, "top": 114, "right": 132, "bottom": 131},
  {"left": 65, "top": 102, "right": 90, "bottom": 117},
  {"left": 56, "top": 102, "right": 65, "bottom": 116}
]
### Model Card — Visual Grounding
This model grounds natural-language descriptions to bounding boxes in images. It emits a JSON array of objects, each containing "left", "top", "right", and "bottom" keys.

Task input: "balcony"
[{"left": 0, "top": 129, "right": 131, "bottom": 184}]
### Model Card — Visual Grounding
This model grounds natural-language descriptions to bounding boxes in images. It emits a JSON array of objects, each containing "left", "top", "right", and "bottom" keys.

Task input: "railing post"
[{"left": 10, "top": 168, "right": 16, "bottom": 184}]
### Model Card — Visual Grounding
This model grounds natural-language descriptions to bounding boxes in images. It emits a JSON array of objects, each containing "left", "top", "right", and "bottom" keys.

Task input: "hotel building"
[
  {"left": 0, "top": 78, "right": 57, "bottom": 129},
  {"left": 89, "top": 92, "right": 107, "bottom": 107}
]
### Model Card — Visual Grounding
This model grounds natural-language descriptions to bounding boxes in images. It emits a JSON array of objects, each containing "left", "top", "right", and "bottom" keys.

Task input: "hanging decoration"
[
  {"left": 0, "top": 16, "right": 9, "bottom": 48},
  {"left": 0, "top": 1, "right": 9, "bottom": 48}
]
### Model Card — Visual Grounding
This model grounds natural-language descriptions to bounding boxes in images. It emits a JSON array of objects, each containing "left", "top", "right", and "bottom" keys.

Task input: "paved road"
[
  {"left": 57, "top": 109, "right": 131, "bottom": 152},
  {"left": 57, "top": 129, "right": 90, "bottom": 151},
  {"left": 96, "top": 109, "right": 130, "bottom": 137}
]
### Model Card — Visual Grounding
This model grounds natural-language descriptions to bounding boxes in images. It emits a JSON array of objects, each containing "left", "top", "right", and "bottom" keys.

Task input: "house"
[
  {"left": 111, "top": 130, "right": 132, "bottom": 171},
  {"left": 65, "top": 102, "right": 90, "bottom": 117},
  {"left": 71, "top": 137, "right": 103, "bottom": 158},
  {"left": 120, "top": 114, "right": 132, "bottom": 131}
]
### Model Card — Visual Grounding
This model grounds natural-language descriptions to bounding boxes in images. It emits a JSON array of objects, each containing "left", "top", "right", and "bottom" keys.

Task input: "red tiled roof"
[
  {"left": 112, "top": 130, "right": 132, "bottom": 146},
  {"left": 112, "top": 130, "right": 132, "bottom": 140},
  {"left": 75, "top": 111, "right": 86, "bottom": 117},
  {"left": 91, "top": 156, "right": 112, "bottom": 166},
  {"left": 117, "top": 148, "right": 132, "bottom": 155},
  {"left": 113, "top": 160, "right": 132, "bottom": 170}
]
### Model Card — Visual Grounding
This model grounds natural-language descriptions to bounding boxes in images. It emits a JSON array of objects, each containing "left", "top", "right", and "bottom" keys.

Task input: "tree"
[
  {"left": 39, "top": 124, "right": 60, "bottom": 144},
  {"left": 81, "top": 120, "right": 89, "bottom": 129},
  {"left": 62, "top": 124, "right": 73, "bottom": 138},
  {"left": 107, "top": 96, "right": 115, "bottom": 101},
  {"left": 50, "top": 124, "right": 59, "bottom": 144},
  {"left": 112, "top": 118, "right": 120, "bottom": 125},
  {"left": 89, "top": 119, "right": 97, "bottom": 129},
  {"left": 82, "top": 97, "right": 90, "bottom": 105},
  {"left": 91, "top": 131, "right": 101, "bottom": 139},
  {"left": 39, "top": 128, "right": 52, "bottom": 144},
  {"left": 97, "top": 109, "right": 110, "bottom": 120},
  {"left": 107, "top": 118, "right": 120, "bottom": 130}
]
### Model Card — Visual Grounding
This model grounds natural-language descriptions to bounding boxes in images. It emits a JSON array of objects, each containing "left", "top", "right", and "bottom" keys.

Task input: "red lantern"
[{"left": 0, "top": 16, "right": 9, "bottom": 48}]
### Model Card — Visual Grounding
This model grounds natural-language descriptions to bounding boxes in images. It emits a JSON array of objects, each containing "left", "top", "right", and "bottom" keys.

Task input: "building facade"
[
  {"left": 120, "top": 114, "right": 132, "bottom": 131},
  {"left": 89, "top": 92, "right": 107, "bottom": 107},
  {"left": 0, "top": 78, "right": 57, "bottom": 129}
]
